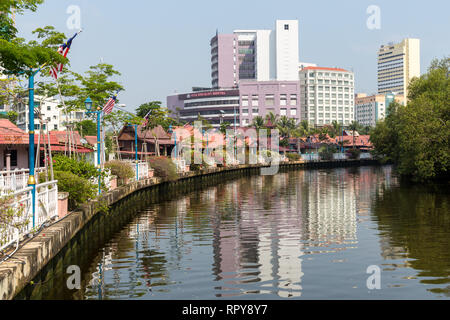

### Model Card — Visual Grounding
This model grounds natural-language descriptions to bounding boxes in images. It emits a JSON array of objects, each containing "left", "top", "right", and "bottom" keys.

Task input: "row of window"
[{"left": 304, "top": 72, "right": 353, "bottom": 79}]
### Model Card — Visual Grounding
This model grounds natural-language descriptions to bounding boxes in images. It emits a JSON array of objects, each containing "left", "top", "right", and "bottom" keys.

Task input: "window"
[
  {"left": 280, "top": 94, "right": 287, "bottom": 106},
  {"left": 284, "top": 24, "right": 289, "bottom": 30},
  {"left": 47, "top": 106, "right": 51, "bottom": 111},
  {"left": 252, "top": 108, "right": 259, "bottom": 115},
  {"left": 242, "top": 108, "right": 249, "bottom": 116},
  {"left": 252, "top": 96, "right": 259, "bottom": 106},
  {"left": 280, "top": 108, "right": 287, "bottom": 116},
  {"left": 290, "top": 94, "right": 297, "bottom": 105},
  {"left": 4, "top": 150, "right": 17, "bottom": 167},
  {"left": 54, "top": 124, "right": 58, "bottom": 130},
  {"left": 265, "top": 94, "right": 275, "bottom": 106},
  {"left": 290, "top": 109, "right": 297, "bottom": 116}
]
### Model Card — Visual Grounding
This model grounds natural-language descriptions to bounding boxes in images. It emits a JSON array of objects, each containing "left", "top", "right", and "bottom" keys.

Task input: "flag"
[
  {"left": 102, "top": 96, "right": 117, "bottom": 114},
  {"left": 142, "top": 110, "right": 151, "bottom": 127},
  {"left": 50, "top": 31, "right": 81, "bottom": 79}
]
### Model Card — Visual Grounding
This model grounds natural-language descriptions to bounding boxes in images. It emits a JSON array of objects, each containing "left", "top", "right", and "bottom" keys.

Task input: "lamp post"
[
  {"left": 134, "top": 124, "right": 138, "bottom": 181},
  {"left": 85, "top": 97, "right": 102, "bottom": 194},
  {"left": 28, "top": 69, "right": 40, "bottom": 228}
]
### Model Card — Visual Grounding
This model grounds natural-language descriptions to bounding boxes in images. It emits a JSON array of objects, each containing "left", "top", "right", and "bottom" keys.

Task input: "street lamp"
[{"left": 85, "top": 97, "right": 102, "bottom": 194}]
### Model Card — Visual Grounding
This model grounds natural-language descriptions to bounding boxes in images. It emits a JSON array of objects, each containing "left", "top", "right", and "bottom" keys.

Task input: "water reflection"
[{"left": 60, "top": 165, "right": 449, "bottom": 299}]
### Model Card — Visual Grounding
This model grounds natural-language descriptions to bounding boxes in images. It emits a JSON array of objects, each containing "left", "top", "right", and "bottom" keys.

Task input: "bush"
[
  {"left": 347, "top": 148, "right": 361, "bottom": 160},
  {"left": 319, "top": 145, "right": 337, "bottom": 161},
  {"left": 54, "top": 171, "right": 97, "bottom": 211},
  {"left": 104, "top": 160, "right": 135, "bottom": 180},
  {"left": 286, "top": 153, "right": 301, "bottom": 161},
  {"left": 148, "top": 157, "right": 178, "bottom": 181},
  {"left": 52, "top": 155, "right": 98, "bottom": 180}
]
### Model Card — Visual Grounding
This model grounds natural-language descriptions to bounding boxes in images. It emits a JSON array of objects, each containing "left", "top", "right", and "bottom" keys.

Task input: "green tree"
[
  {"left": 75, "top": 119, "right": 97, "bottom": 136},
  {"left": 251, "top": 116, "right": 265, "bottom": 130},
  {"left": 0, "top": 2, "right": 65, "bottom": 76},
  {"left": 371, "top": 57, "right": 450, "bottom": 182}
]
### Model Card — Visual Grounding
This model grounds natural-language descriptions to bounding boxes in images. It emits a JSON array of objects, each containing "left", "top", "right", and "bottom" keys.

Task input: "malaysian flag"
[
  {"left": 142, "top": 110, "right": 151, "bottom": 127},
  {"left": 102, "top": 95, "right": 117, "bottom": 114},
  {"left": 50, "top": 31, "right": 81, "bottom": 79}
]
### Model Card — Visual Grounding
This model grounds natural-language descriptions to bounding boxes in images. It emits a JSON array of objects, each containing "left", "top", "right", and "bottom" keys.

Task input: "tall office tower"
[
  {"left": 377, "top": 38, "right": 420, "bottom": 97},
  {"left": 211, "top": 20, "right": 299, "bottom": 88},
  {"left": 299, "top": 67, "right": 355, "bottom": 127}
]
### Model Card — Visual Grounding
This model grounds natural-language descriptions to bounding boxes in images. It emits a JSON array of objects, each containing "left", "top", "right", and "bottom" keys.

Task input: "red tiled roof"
[
  {"left": 84, "top": 136, "right": 97, "bottom": 146},
  {"left": 0, "top": 119, "right": 28, "bottom": 144}
]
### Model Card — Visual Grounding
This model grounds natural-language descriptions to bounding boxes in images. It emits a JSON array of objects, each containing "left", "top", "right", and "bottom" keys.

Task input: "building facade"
[
  {"left": 14, "top": 96, "right": 86, "bottom": 132},
  {"left": 377, "top": 38, "right": 420, "bottom": 97},
  {"left": 211, "top": 20, "right": 299, "bottom": 88},
  {"left": 239, "top": 81, "right": 300, "bottom": 126},
  {"left": 167, "top": 89, "right": 240, "bottom": 128},
  {"left": 355, "top": 93, "right": 405, "bottom": 127},
  {"left": 299, "top": 66, "right": 355, "bottom": 127}
]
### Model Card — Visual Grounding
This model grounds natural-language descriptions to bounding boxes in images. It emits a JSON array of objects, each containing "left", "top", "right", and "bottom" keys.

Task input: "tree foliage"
[
  {"left": 0, "top": 2, "right": 65, "bottom": 75},
  {"left": 370, "top": 57, "right": 450, "bottom": 182}
]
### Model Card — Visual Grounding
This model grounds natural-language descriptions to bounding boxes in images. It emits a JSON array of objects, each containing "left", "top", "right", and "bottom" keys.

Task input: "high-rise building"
[
  {"left": 377, "top": 38, "right": 420, "bottom": 97},
  {"left": 354, "top": 93, "right": 404, "bottom": 127},
  {"left": 299, "top": 67, "right": 355, "bottom": 126},
  {"left": 211, "top": 20, "right": 299, "bottom": 88}
]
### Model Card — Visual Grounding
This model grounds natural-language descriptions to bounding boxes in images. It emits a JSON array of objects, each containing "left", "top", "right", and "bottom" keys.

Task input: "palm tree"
[
  {"left": 331, "top": 120, "right": 341, "bottom": 137},
  {"left": 348, "top": 121, "right": 359, "bottom": 149},
  {"left": 251, "top": 116, "right": 265, "bottom": 130},
  {"left": 265, "top": 112, "right": 279, "bottom": 127},
  {"left": 276, "top": 116, "right": 296, "bottom": 139}
]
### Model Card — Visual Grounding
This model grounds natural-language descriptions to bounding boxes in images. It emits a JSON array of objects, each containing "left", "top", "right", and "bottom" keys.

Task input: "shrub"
[
  {"left": 104, "top": 160, "right": 135, "bottom": 180},
  {"left": 52, "top": 155, "right": 98, "bottom": 180},
  {"left": 54, "top": 171, "right": 97, "bottom": 211},
  {"left": 148, "top": 157, "right": 178, "bottom": 181},
  {"left": 286, "top": 153, "right": 301, "bottom": 161},
  {"left": 347, "top": 148, "right": 361, "bottom": 160},
  {"left": 319, "top": 145, "right": 337, "bottom": 161}
]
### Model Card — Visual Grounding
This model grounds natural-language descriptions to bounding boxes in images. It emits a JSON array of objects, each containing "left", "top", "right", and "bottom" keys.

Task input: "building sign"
[{"left": 180, "top": 90, "right": 239, "bottom": 101}]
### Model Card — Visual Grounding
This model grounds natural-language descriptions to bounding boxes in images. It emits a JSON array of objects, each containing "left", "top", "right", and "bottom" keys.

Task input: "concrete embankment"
[{"left": 0, "top": 159, "right": 379, "bottom": 300}]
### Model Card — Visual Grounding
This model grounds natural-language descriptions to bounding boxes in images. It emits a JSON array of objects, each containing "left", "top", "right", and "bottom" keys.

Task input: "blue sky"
[{"left": 16, "top": 0, "right": 450, "bottom": 113}]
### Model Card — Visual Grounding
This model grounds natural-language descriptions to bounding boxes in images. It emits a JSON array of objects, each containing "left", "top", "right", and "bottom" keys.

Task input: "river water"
[{"left": 38, "top": 166, "right": 450, "bottom": 299}]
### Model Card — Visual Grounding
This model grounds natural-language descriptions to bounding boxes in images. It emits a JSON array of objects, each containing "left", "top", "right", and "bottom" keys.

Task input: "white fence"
[
  {"left": 0, "top": 168, "right": 48, "bottom": 196},
  {"left": 0, "top": 180, "right": 58, "bottom": 253}
]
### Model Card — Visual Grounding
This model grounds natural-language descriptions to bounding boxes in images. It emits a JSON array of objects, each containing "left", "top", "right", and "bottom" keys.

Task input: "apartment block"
[
  {"left": 377, "top": 38, "right": 420, "bottom": 97},
  {"left": 299, "top": 67, "right": 355, "bottom": 126},
  {"left": 211, "top": 20, "right": 299, "bottom": 88}
]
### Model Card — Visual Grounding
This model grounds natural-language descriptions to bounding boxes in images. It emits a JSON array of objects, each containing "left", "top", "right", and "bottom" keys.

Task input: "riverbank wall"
[{"left": 0, "top": 159, "right": 379, "bottom": 300}]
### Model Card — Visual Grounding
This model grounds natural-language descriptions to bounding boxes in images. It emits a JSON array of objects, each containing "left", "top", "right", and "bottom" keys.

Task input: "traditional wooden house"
[{"left": 117, "top": 125, "right": 174, "bottom": 159}]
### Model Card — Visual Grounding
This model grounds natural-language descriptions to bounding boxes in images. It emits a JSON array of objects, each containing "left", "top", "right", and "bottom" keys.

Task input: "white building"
[
  {"left": 299, "top": 67, "right": 355, "bottom": 126},
  {"left": 14, "top": 96, "right": 86, "bottom": 132},
  {"left": 212, "top": 20, "right": 300, "bottom": 88}
]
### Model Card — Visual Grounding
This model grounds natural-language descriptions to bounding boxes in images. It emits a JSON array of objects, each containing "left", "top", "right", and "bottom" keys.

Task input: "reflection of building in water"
[
  {"left": 212, "top": 174, "right": 304, "bottom": 298},
  {"left": 300, "top": 170, "right": 357, "bottom": 248}
]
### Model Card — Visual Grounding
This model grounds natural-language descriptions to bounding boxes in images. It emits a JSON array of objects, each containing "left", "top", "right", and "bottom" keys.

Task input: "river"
[{"left": 23, "top": 165, "right": 450, "bottom": 299}]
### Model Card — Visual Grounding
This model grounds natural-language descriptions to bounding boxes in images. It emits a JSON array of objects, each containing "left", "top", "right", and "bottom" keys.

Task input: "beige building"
[
  {"left": 355, "top": 93, "right": 405, "bottom": 127},
  {"left": 377, "top": 38, "right": 420, "bottom": 98}
]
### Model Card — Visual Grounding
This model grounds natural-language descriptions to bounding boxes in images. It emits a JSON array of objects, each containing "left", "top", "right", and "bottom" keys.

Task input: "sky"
[{"left": 15, "top": 0, "right": 450, "bottom": 113}]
